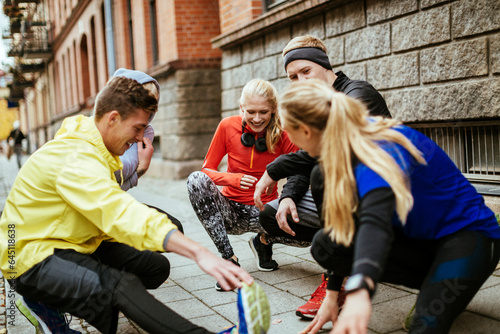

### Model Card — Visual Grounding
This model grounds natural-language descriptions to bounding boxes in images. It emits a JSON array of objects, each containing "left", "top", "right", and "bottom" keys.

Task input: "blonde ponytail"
[{"left": 280, "top": 79, "right": 426, "bottom": 246}]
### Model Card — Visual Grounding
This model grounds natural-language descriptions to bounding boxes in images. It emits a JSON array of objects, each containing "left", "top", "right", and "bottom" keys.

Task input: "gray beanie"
[{"left": 112, "top": 68, "right": 160, "bottom": 95}]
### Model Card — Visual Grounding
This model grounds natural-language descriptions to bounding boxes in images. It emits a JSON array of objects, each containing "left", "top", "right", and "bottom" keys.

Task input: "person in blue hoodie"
[
  {"left": 112, "top": 68, "right": 184, "bottom": 233},
  {"left": 263, "top": 79, "right": 500, "bottom": 334}
]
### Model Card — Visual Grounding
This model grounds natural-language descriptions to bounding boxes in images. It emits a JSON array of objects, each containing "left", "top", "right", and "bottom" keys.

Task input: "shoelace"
[
  {"left": 309, "top": 280, "right": 328, "bottom": 304},
  {"left": 64, "top": 313, "right": 73, "bottom": 330}
]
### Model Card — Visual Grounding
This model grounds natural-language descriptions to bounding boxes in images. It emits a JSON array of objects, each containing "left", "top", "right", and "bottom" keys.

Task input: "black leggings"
[
  {"left": 311, "top": 228, "right": 500, "bottom": 334},
  {"left": 12, "top": 241, "right": 214, "bottom": 334},
  {"left": 187, "top": 171, "right": 307, "bottom": 259}
]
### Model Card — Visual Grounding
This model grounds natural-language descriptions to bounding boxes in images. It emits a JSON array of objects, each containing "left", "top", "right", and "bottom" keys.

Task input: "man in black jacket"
[{"left": 252, "top": 35, "right": 391, "bottom": 319}]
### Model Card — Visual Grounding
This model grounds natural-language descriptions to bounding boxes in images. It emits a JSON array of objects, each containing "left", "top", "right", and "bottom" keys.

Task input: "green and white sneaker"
[
  {"left": 236, "top": 282, "right": 270, "bottom": 334},
  {"left": 217, "top": 282, "right": 271, "bottom": 334},
  {"left": 15, "top": 297, "right": 81, "bottom": 334},
  {"left": 15, "top": 297, "right": 41, "bottom": 328},
  {"left": 403, "top": 302, "right": 416, "bottom": 332}
]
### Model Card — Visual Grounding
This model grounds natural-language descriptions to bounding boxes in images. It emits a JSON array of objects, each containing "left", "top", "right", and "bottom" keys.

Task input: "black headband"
[{"left": 283, "top": 47, "right": 332, "bottom": 71}]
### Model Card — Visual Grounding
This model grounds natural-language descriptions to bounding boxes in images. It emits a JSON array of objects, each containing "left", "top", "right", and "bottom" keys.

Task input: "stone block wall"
[
  {"left": 148, "top": 68, "right": 221, "bottom": 179},
  {"left": 216, "top": 0, "right": 500, "bottom": 122}
]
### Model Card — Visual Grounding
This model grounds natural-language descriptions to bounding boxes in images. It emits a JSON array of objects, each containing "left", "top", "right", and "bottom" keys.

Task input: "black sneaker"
[
  {"left": 215, "top": 257, "right": 240, "bottom": 291},
  {"left": 249, "top": 234, "right": 279, "bottom": 272}
]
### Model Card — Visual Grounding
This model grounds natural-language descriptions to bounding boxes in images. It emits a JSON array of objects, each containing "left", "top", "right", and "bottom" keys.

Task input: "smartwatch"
[{"left": 344, "top": 274, "right": 375, "bottom": 298}]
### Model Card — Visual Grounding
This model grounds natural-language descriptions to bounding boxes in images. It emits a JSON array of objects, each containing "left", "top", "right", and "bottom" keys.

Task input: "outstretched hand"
[
  {"left": 300, "top": 290, "right": 372, "bottom": 334},
  {"left": 165, "top": 231, "right": 253, "bottom": 291},
  {"left": 330, "top": 290, "right": 371, "bottom": 334},
  {"left": 196, "top": 248, "right": 253, "bottom": 291},
  {"left": 254, "top": 171, "right": 277, "bottom": 210}
]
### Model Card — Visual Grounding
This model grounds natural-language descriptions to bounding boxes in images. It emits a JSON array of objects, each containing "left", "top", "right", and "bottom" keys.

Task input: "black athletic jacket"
[{"left": 267, "top": 71, "right": 391, "bottom": 202}]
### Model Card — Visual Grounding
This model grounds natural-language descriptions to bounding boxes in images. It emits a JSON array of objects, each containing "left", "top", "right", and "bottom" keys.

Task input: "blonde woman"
[
  {"left": 277, "top": 79, "right": 500, "bottom": 334},
  {"left": 187, "top": 79, "right": 299, "bottom": 290}
]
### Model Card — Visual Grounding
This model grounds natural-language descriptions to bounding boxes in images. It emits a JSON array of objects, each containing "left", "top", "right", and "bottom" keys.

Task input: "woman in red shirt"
[{"left": 187, "top": 79, "right": 301, "bottom": 290}]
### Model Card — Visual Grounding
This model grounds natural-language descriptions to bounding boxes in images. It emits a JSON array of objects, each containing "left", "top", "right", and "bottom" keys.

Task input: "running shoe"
[
  {"left": 217, "top": 282, "right": 270, "bottom": 334},
  {"left": 296, "top": 273, "right": 346, "bottom": 319},
  {"left": 15, "top": 297, "right": 81, "bottom": 334},
  {"left": 403, "top": 302, "right": 416, "bottom": 331},
  {"left": 248, "top": 234, "right": 278, "bottom": 272}
]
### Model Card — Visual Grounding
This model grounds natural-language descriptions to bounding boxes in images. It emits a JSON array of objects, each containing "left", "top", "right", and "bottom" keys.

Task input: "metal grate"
[{"left": 409, "top": 120, "right": 500, "bottom": 183}]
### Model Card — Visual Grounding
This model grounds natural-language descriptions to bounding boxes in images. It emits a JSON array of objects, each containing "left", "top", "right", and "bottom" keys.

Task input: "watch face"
[{"left": 345, "top": 274, "right": 366, "bottom": 292}]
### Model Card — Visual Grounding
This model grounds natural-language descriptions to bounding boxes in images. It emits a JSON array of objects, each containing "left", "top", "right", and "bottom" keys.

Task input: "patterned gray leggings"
[{"left": 187, "top": 171, "right": 308, "bottom": 259}]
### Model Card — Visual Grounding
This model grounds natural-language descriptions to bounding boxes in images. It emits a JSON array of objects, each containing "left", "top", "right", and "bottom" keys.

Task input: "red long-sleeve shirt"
[{"left": 202, "top": 115, "right": 298, "bottom": 205}]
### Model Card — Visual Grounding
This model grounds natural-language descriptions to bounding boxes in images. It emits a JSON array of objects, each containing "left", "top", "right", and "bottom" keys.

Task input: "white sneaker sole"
[
  {"left": 295, "top": 310, "right": 316, "bottom": 319},
  {"left": 16, "top": 297, "right": 52, "bottom": 334},
  {"left": 237, "top": 282, "right": 270, "bottom": 334}
]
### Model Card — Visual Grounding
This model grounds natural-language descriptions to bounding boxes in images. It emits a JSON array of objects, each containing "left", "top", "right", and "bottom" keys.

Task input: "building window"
[
  {"left": 80, "top": 35, "right": 91, "bottom": 100},
  {"left": 90, "top": 17, "right": 99, "bottom": 94},
  {"left": 149, "top": 0, "right": 159, "bottom": 65},
  {"left": 127, "top": 0, "right": 135, "bottom": 69},
  {"left": 99, "top": 4, "right": 109, "bottom": 82},
  {"left": 410, "top": 121, "right": 500, "bottom": 184},
  {"left": 153, "top": 135, "right": 161, "bottom": 158},
  {"left": 264, "top": 0, "right": 289, "bottom": 11}
]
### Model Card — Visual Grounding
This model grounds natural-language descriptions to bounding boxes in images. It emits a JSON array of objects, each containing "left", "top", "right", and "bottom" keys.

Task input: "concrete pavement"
[{"left": 0, "top": 154, "right": 499, "bottom": 333}]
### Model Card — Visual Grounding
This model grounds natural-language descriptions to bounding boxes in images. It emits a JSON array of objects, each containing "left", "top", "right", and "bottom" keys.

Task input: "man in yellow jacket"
[{"left": 0, "top": 75, "right": 256, "bottom": 334}]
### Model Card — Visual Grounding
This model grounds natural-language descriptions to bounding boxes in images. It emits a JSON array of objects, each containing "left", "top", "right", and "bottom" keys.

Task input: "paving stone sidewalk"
[{"left": 0, "top": 155, "right": 499, "bottom": 333}]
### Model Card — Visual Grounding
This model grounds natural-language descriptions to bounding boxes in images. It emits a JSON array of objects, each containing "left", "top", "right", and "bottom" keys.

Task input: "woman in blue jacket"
[{"left": 275, "top": 79, "right": 500, "bottom": 334}]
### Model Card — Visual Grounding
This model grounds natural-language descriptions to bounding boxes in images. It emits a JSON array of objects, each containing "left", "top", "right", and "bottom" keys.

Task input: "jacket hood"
[{"left": 54, "top": 115, "right": 123, "bottom": 172}]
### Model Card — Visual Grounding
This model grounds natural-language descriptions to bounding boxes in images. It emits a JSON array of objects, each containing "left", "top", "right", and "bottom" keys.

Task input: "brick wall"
[
  {"left": 114, "top": 0, "right": 223, "bottom": 179},
  {"left": 219, "top": 0, "right": 263, "bottom": 34},
  {"left": 175, "top": 0, "right": 222, "bottom": 61}
]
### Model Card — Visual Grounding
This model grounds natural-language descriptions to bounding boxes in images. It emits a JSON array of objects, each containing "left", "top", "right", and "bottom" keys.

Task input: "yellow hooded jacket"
[{"left": 0, "top": 115, "right": 177, "bottom": 278}]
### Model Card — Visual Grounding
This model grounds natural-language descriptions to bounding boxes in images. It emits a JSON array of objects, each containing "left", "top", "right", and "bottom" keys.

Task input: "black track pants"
[{"left": 12, "top": 242, "right": 214, "bottom": 334}]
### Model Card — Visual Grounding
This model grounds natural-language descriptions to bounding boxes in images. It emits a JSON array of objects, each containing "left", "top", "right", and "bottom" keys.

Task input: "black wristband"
[{"left": 327, "top": 274, "right": 345, "bottom": 291}]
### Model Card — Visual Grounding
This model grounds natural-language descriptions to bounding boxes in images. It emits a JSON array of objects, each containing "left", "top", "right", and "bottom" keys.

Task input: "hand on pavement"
[
  {"left": 299, "top": 290, "right": 341, "bottom": 334},
  {"left": 330, "top": 290, "right": 371, "bottom": 334}
]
